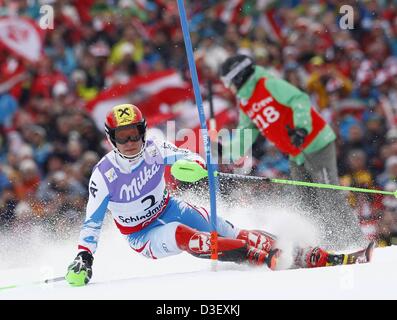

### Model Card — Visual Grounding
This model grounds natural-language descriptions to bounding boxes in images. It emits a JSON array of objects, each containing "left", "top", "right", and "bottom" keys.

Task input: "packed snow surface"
[{"left": 1, "top": 196, "right": 395, "bottom": 300}]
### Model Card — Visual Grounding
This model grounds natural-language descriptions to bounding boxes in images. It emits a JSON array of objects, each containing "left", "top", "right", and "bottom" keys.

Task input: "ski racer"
[{"left": 65, "top": 104, "right": 371, "bottom": 287}]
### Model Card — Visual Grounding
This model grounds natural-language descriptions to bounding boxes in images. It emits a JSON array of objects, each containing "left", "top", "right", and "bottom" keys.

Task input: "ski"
[{"left": 326, "top": 241, "right": 375, "bottom": 266}]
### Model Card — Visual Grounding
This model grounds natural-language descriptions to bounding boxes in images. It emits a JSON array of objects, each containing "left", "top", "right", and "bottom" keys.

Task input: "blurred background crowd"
[{"left": 1, "top": 0, "right": 397, "bottom": 245}]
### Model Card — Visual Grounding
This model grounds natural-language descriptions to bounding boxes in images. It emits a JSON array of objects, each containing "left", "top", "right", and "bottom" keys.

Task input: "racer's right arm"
[
  {"left": 78, "top": 167, "right": 110, "bottom": 255},
  {"left": 66, "top": 167, "right": 109, "bottom": 286}
]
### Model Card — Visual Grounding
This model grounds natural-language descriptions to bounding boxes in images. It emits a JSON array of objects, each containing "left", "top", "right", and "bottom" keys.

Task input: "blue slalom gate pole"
[{"left": 177, "top": 0, "right": 219, "bottom": 261}]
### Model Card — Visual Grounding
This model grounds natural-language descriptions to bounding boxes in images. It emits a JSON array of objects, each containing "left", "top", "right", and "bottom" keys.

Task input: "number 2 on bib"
[{"left": 252, "top": 106, "right": 280, "bottom": 130}]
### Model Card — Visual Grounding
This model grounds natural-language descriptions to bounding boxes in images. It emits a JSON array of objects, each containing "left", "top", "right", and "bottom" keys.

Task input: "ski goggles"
[
  {"left": 220, "top": 57, "right": 253, "bottom": 89},
  {"left": 114, "top": 134, "right": 143, "bottom": 144},
  {"left": 114, "top": 123, "right": 145, "bottom": 144}
]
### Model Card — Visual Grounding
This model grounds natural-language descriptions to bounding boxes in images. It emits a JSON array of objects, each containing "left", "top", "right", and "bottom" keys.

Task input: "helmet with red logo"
[{"left": 104, "top": 104, "right": 147, "bottom": 159}]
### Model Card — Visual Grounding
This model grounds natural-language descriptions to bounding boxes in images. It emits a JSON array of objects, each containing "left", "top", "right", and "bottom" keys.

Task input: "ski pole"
[
  {"left": 0, "top": 276, "right": 65, "bottom": 291},
  {"left": 171, "top": 160, "right": 397, "bottom": 198}
]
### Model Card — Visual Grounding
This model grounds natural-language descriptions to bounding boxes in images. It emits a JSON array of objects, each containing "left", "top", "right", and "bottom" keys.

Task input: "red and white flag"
[
  {"left": 216, "top": 0, "right": 244, "bottom": 25},
  {"left": 258, "top": 8, "right": 285, "bottom": 43},
  {"left": 86, "top": 69, "right": 193, "bottom": 130},
  {"left": 0, "top": 17, "right": 44, "bottom": 63}
]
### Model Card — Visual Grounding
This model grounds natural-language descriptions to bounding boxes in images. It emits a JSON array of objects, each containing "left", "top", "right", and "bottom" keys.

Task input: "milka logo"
[{"left": 120, "top": 164, "right": 161, "bottom": 200}]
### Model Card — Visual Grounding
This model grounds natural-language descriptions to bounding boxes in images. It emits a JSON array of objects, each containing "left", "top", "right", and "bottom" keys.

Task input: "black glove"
[
  {"left": 287, "top": 127, "right": 308, "bottom": 147},
  {"left": 65, "top": 251, "right": 94, "bottom": 286}
]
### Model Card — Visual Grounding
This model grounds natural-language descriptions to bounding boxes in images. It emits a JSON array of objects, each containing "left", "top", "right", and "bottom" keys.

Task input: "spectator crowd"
[{"left": 1, "top": 0, "right": 397, "bottom": 246}]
